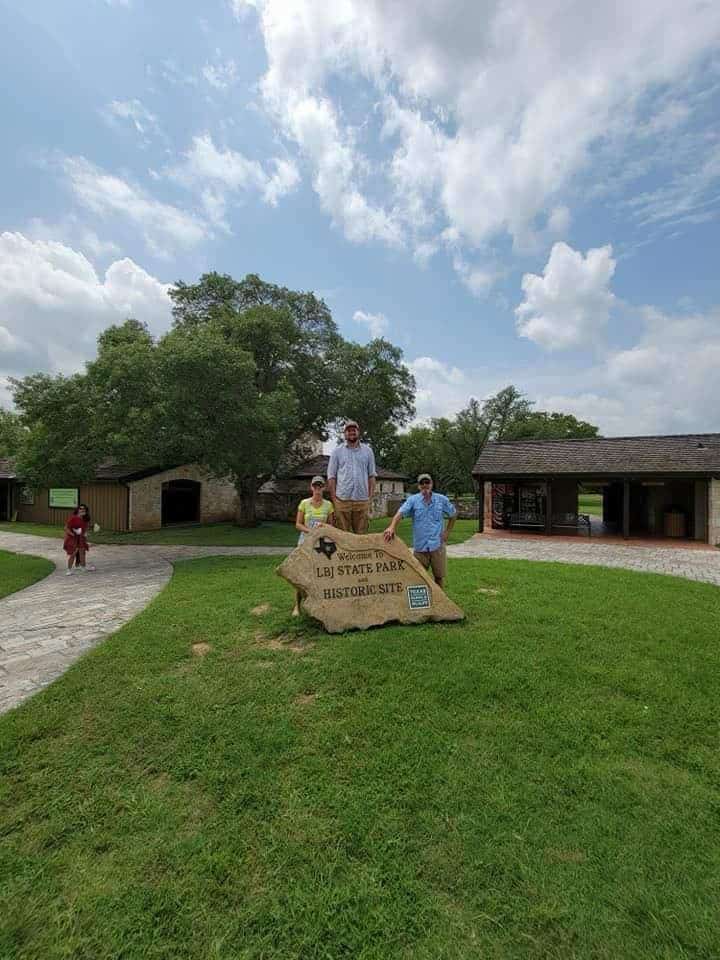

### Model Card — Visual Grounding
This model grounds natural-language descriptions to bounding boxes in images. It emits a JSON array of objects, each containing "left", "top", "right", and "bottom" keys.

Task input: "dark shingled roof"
[
  {"left": 473, "top": 434, "right": 720, "bottom": 477},
  {"left": 292, "top": 454, "right": 407, "bottom": 481},
  {"left": 0, "top": 460, "right": 167, "bottom": 483}
]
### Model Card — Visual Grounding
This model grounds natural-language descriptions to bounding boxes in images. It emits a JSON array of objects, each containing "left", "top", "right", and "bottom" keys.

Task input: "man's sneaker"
[{"left": 65, "top": 569, "right": 74, "bottom": 576}]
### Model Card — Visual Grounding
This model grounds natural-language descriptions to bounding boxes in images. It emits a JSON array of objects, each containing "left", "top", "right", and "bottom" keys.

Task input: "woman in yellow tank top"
[{"left": 292, "top": 476, "right": 335, "bottom": 616}]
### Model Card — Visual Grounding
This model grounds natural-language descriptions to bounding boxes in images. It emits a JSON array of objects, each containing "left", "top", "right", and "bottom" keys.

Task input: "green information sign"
[{"left": 49, "top": 488, "right": 79, "bottom": 509}]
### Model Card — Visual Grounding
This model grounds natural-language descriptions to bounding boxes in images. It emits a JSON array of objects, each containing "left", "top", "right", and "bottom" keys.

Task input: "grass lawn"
[
  {"left": 0, "top": 518, "right": 478, "bottom": 548},
  {"left": 2, "top": 556, "right": 719, "bottom": 959},
  {"left": 578, "top": 494, "right": 602, "bottom": 517},
  {"left": 0, "top": 549, "right": 54, "bottom": 600}
]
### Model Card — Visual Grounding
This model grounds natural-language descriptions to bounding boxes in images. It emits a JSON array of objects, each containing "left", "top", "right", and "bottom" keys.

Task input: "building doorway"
[
  {"left": 0, "top": 481, "right": 11, "bottom": 521},
  {"left": 161, "top": 479, "right": 201, "bottom": 526}
]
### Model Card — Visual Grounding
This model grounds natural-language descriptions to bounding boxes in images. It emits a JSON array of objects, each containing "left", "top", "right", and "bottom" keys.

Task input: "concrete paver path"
[
  {"left": 3, "top": 530, "right": 720, "bottom": 716},
  {"left": 447, "top": 534, "right": 720, "bottom": 585},
  {"left": 0, "top": 533, "right": 290, "bottom": 715}
]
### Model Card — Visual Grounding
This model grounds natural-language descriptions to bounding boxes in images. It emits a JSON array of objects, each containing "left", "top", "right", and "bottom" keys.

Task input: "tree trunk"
[{"left": 235, "top": 477, "right": 260, "bottom": 527}]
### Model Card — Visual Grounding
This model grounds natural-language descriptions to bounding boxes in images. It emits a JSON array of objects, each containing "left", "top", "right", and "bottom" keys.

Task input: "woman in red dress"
[{"left": 63, "top": 504, "right": 94, "bottom": 575}]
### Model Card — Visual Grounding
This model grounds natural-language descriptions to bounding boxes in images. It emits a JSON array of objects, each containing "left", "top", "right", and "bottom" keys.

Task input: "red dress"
[{"left": 63, "top": 516, "right": 90, "bottom": 555}]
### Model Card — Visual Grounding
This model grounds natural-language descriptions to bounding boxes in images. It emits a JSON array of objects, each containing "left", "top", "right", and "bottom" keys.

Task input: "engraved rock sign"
[{"left": 277, "top": 526, "right": 464, "bottom": 633}]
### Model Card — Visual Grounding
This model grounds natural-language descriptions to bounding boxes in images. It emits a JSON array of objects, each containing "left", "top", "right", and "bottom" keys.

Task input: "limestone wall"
[
  {"left": 128, "top": 465, "right": 238, "bottom": 531},
  {"left": 709, "top": 478, "right": 720, "bottom": 547}
]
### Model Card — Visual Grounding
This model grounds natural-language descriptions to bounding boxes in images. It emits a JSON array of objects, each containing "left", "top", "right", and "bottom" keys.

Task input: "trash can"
[{"left": 663, "top": 508, "right": 686, "bottom": 538}]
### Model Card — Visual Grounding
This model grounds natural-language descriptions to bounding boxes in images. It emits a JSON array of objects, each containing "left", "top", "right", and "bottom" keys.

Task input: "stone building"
[
  {"left": 1, "top": 453, "right": 408, "bottom": 531},
  {"left": 473, "top": 433, "right": 720, "bottom": 545},
  {"left": 257, "top": 455, "right": 407, "bottom": 521},
  {"left": 4, "top": 462, "right": 240, "bottom": 532}
]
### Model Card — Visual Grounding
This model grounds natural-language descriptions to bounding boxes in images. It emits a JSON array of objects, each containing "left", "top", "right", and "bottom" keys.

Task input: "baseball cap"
[
  {"left": 311, "top": 475, "right": 325, "bottom": 485},
  {"left": 417, "top": 473, "right": 432, "bottom": 483},
  {"left": 344, "top": 420, "right": 359, "bottom": 430}
]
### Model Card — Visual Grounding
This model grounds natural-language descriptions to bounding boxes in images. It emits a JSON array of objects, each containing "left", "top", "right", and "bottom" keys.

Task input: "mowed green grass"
[
  {"left": 578, "top": 494, "right": 602, "bottom": 517},
  {"left": 2, "top": 556, "right": 719, "bottom": 959},
  {"left": 0, "top": 549, "right": 54, "bottom": 599},
  {"left": 0, "top": 518, "right": 478, "bottom": 547}
]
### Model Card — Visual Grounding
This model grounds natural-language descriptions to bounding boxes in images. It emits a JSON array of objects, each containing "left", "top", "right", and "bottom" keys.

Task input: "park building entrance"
[
  {"left": 473, "top": 434, "right": 720, "bottom": 545},
  {"left": 161, "top": 479, "right": 201, "bottom": 526}
]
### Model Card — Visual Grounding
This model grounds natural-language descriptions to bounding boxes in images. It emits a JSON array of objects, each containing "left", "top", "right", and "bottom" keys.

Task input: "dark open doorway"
[
  {"left": 0, "top": 481, "right": 11, "bottom": 521},
  {"left": 161, "top": 479, "right": 201, "bottom": 526}
]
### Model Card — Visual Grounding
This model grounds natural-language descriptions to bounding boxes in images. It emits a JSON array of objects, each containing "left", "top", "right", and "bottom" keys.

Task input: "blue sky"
[{"left": 1, "top": 0, "right": 719, "bottom": 435}]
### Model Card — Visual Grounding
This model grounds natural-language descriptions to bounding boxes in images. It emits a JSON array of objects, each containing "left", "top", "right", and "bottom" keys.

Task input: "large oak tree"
[{"left": 11, "top": 273, "right": 416, "bottom": 524}]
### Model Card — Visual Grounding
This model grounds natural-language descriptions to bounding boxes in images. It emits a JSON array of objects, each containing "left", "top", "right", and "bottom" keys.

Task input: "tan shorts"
[
  {"left": 334, "top": 499, "right": 369, "bottom": 534},
  {"left": 413, "top": 546, "right": 447, "bottom": 580}
]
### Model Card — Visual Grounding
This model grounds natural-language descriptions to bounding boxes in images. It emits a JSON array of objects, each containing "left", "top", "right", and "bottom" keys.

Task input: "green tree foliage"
[
  {"left": 329, "top": 338, "right": 416, "bottom": 449},
  {"left": 504, "top": 410, "right": 599, "bottom": 440},
  {"left": 11, "top": 275, "right": 416, "bottom": 524},
  {"left": 169, "top": 271, "right": 336, "bottom": 341},
  {"left": 0, "top": 407, "right": 26, "bottom": 458},
  {"left": 388, "top": 387, "right": 600, "bottom": 495}
]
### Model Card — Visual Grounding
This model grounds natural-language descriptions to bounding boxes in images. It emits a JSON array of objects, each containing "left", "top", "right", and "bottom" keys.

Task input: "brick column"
[{"left": 709, "top": 478, "right": 720, "bottom": 547}]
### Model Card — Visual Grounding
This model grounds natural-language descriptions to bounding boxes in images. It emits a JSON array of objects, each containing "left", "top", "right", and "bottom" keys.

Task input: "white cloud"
[
  {"left": 626, "top": 146, "right": 720, "bottom": 229},
  {"left": 202, "top": 57, "right": 238, "bottom": 90},
  {"left": 515, "top": 242, "right": 616, "bottom": 350},
  {"left": 353, "top": 309, "right": 388, "bottom": 339},
  {"left": 62, "top": 156, "right": 208, "bottom": 257},
  {"left": 166, "top": 134, "right": 299, "bottom": 224},
  {"left": 600, "top": 305, "right": 720, "bottom": 433},
  {"left": 239, "top": 0, "right": 720, "bottom": 275},
  {"left": 407, "top": 355, "right": 470, "bottom": 420},
  {"left": 0, "top": 233, "right": 172, "bottom": 392},
  {"left": 25, "top": 216, "right": 121, "bottom": 260},
  {"left": 101, "top": 99, "right": 160, "bottom": 140}
]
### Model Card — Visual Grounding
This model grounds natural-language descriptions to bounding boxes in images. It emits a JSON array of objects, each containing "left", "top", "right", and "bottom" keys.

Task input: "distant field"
[
  {"left": 0, "top": 518, "right": 478, "bottom": 547},
  {"left": 578, "top": 493, "right": 602, "bottom": 516}
]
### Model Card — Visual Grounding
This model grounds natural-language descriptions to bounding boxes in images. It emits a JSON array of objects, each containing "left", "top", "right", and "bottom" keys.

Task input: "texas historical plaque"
[{"left": 277, "top": 526, "right": 464, "bottom": 633}]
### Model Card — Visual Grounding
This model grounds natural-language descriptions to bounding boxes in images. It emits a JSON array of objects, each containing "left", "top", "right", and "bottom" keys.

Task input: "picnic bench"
[
  {"left": 552, "top": 512, "right": 592, "bottom": 536},
  {"left": 503, "top": 511, "right": 592, "bottom": 536},
  {"left": 505, "top": 512, "right": 545, "bottom": 530}
]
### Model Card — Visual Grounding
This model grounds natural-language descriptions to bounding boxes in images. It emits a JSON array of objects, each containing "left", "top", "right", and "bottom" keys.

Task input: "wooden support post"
[
  {"left": 477, "top": 478, "right": 485, "bottom": 533},
  {"left": 623, "top": 479, "right": 630, "bottom": 539},
  {"left": 545, "top": 480, "right": 552, "bottom": 534}
]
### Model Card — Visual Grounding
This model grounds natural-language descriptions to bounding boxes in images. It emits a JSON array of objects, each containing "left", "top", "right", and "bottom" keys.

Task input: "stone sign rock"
[{"left": 277, "top": 526, "right": 464, "bottom": 633}]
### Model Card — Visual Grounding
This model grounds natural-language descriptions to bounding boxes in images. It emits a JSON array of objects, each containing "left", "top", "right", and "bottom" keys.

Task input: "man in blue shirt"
[
  {"left": 327, "top": 420, "right": 377, "bottom": 534},
  {"left": 383, "top": 473, "right": 457, "bottom": 588}
]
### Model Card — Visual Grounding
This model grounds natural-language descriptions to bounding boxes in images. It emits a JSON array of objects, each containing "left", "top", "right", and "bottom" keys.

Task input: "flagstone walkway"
[
  {"left": 0, "top": 533, "right": 291, "bottom": 715},
  {"left": 447, "top": 533, "right": 720, "bottom": 585},
  {"left": 2, "top": 530, "right": 719, "bottom": 715}
]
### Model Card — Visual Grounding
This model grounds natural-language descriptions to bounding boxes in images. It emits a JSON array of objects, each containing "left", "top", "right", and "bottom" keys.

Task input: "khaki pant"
[
  {"left": 414, "top": 546, "right": 447, "bottom": 581},
  {"left": 334, "top": 499, "right": 370, "bottom": 534}
]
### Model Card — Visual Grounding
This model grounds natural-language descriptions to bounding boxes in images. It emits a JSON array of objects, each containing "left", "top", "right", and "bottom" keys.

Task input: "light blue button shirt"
[
  {"left": 327, "top": 443, "right": 377, "bottom": 500},
  {"left": 399, "top": 492, "right": 457, "bottom": 552}
]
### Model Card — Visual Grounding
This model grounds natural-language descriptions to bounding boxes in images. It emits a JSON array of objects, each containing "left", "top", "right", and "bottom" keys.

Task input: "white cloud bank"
[
  {"left": 0, "top": 233, "right": 172, "bottom": 405},
  {"left": 62, "top": 156, "right": 208, "bottom": 258},
  {"left": 353, "top": 309, "right": 388, "bottom": 339},
  {"left": 166, "top": 134, "right": 300, "bottom": 227},
  {"left": 515, "top": 242, "right": 616, "bottom": 350},
  {"left": 406, "top": 238, "right": 720, "bottom": 433},
  {"left": 233, "top": 0, "right": 720, "bottom": 285}
]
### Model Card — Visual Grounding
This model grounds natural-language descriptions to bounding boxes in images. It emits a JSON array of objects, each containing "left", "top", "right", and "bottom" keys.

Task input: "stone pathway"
[
  {"left": 3, "top": 530, "right": 720, "bottom": 716},
  {"left": 448, "top": 534, "right": 720, "bottom": 585},
  {"left": 0, "top": 533, "right": 291, "bottom": 715}
]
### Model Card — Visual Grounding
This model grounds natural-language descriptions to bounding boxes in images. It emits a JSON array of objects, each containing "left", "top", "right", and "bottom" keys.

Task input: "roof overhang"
[{"left": 473, "top": 472, "right": 719, "bottom": 481}]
